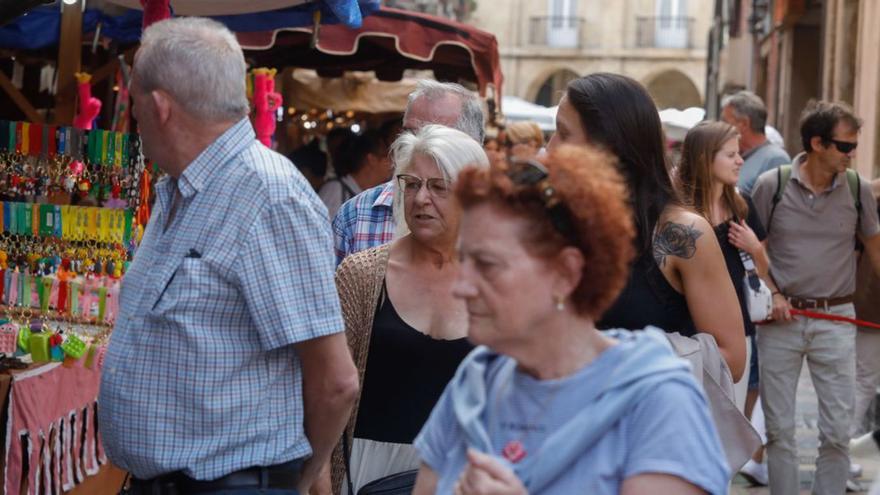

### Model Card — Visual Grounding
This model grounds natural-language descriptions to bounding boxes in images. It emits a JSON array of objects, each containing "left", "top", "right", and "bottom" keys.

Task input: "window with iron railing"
[
  {"left": 635, "top": 16, "right": 694, "bottom": 49},
  {"left": 528, "top": 16, "right": 586, "bottom": 48}
]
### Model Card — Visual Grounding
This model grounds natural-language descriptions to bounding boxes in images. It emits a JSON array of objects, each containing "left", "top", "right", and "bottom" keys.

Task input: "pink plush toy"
[
  {"left": 73, "top": 73, "right": 101, "bottom": 130},
  {"left": 140, "top": 0, "right": 171, "bottom": 29},
  {"left": 253, "top": 68, "right": 282, "bottom": 147}
]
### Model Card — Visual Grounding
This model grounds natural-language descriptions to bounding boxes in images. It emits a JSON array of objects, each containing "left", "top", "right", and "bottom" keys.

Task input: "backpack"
[{"left": 767, "top": 164, "right": 863, "bottom": 248}]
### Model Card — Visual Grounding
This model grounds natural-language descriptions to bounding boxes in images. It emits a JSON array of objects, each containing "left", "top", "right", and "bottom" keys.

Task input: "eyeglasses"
[
  {"left": 396, "top": 174, "right": 450, "bottom": 198},
  {"left": 506, "top": 159, "right": 577, "bottom": 241},
  {"left": 829, "top": 139, "right": 858, "bottom": 154}
]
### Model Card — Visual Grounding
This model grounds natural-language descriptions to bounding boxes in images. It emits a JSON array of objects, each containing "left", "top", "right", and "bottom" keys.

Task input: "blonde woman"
[{"left": 504, "top": 121, "right": 544, "bottom": 160}]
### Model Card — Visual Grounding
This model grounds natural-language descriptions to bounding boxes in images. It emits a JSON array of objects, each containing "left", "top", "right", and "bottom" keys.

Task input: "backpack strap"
[
  {"left": 846, "top": 168, "right": 864, "bottom": 251},
  {"left": 767, "top": 165, "right": 792, "bottom": 234},
  {"left": 767, "top": 165, "right": 864, "bottom": 242},
  {"left": 324, "top": 177, "right": 358, "bottom": 204},
  {"left": 845, "top": 168, "right": 862, "bottom": 225}
]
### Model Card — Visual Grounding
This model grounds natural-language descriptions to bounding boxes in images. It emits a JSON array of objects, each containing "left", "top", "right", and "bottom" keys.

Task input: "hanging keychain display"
[{"left": 0, "top": 120, "right": 154, "bottom": 366}]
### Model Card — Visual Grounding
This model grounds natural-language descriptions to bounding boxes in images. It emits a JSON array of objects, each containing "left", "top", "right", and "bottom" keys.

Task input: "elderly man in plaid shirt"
[
  {"left": 99, "top": 18, "right": 358, "bottom": 495},
  {"left": 331, "top": 80, "right": 485, "bottom": 264}
]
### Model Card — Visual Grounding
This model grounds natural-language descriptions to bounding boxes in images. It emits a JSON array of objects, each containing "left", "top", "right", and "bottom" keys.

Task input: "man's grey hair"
[
  {"left": 721, "top": 90, "right": 767, "bottom": 134},
  {"left": 136, "top": 17, "right": 249, "bottom": 122},
  {"left": 390, "top": 124, "right": 489, "bottom": 238},
  {"left": 403, "top": 80, "right": 485, "bottom": 143}
]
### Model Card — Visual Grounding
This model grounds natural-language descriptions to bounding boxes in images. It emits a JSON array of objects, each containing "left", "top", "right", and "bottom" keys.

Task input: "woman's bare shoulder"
[
  {"left": 661, "top": 205, "right": 711, "bottom": 230},
  {"left": 652, "top": 207, "right": 716, "bottom": 269}
]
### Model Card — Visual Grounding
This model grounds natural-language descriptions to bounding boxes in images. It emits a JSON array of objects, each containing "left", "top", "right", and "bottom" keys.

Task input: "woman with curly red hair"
[{"left": 411, "top": 146, "right": 730, "bottom": 495}]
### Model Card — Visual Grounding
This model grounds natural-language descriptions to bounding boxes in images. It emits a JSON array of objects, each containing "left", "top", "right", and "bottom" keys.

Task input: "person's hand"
[
  {"left": 303, "top": 462, "right": 332, "bottom": 495},
  {"left": 728, "top": 219, "right": 762, "bottom": 255},
  {"left": 771, "top": 293, "right": 793, "bottom": 322},
  {"left": 453, "top": 449, "right": 528, "bottom": 495}
]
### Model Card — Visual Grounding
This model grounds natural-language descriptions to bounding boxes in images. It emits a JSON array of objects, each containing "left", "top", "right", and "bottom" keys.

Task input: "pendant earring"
[{"left": 555, "top": 296, "right": 565, "bottom": 312}]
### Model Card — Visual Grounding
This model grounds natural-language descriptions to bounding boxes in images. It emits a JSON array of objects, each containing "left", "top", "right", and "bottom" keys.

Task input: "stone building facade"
[{"left": 466, "top": 0, "right": 713, "bottom": 109}]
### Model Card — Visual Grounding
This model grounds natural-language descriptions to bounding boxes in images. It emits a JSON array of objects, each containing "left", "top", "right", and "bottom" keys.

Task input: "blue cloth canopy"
[{"left": 0, "top": 0, "right": 380, "bottom": 50}]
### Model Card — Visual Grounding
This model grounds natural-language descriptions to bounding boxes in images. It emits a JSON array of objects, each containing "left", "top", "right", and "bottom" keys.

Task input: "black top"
[
  {"left": 354, "top": 284, "right": 474, "bottom": 444},
  {"left": 598, "top": 251, "right": 697, "bottom": 337},
  {"left": 713, "top": 195, "right": 767, "bottom": 336}
]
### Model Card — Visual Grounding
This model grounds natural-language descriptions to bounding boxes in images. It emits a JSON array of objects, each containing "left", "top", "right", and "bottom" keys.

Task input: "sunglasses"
[
  {"left": 506, "top": 159, "right": 577, "bottom": 242},
  {"left": 829, "top": 139, "right": 857, "bottom": 154}
]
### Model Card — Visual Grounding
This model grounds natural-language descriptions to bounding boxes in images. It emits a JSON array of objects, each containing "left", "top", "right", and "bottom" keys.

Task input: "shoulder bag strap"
[
  {"left": 738, "top": 248, "right": 761, "bottom": 291},
  {"left": 767, "top": 165, "right": 792, "bottom": 234},
  {"left": 333, "top": 177, "right": 357, "bottom": 204},
  {"left": 342, "top": 434, "right": 356, "bottom": 495},
  {"left": 846, "top": 169, "right": 864, "bottom": 251}
]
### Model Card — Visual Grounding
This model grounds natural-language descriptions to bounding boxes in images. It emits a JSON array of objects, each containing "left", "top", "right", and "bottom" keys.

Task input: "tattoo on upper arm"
[{"left": 653, "top": 222, "right": 703, "bottom": 267}]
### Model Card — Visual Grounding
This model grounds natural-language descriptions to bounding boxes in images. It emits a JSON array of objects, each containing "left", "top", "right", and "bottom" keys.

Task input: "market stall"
[
  {"left": 237, "top": 6, "right": 503, "bottom": 100},
  {"left": 239, "top": 6, "right": 503, "bottom": 150},
  {"left": 0, "top": 2, "right": 384, "bottom": 493},
  {"left": 0, "top": 120, "right": 147, "bottom": 494},
  {"left": 0, "top": 3, "right": 503, "bottom": 493}
]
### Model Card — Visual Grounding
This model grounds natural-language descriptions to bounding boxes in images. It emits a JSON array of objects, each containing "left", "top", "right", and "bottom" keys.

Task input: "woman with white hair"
[{"left": 329, "top": 125, "right": 490, "bottom": 494}]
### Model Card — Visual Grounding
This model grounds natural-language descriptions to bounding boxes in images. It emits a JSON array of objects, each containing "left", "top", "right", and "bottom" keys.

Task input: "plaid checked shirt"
[
  {"left": 99, "top": 119, "right": 343, "bottom": 480},
  {"left": 331, "top": 180, "right": 396, "bottom": 265}
]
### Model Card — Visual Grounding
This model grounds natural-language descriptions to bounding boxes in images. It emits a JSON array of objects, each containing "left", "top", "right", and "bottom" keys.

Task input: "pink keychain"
[
  {"left": 8, "top": 271, "right": 18, "bottom": 307},
  {"left": 49, "top": 278, "right": 60, "bottom": 309},
  {"left": 103, "top": 280, "right": 121, "bottom": 325},
  {"left": 0, "top": 323, "right": 18, "bottom": 355}
]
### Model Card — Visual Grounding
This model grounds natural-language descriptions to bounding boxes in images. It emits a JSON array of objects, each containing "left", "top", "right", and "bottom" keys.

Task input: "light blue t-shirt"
[
  {"left": 738, "top": 141, "right": 791, "bottom": 195},
  {"left": 414, "top": 337, "right": 729, "bottom": 495}
]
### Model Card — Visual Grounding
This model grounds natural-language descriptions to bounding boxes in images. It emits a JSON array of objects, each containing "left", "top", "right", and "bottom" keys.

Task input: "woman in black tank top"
[
  {"left": 329, "top": 125, "right": 489, "bottom": 494},
  {"left": 547, "top": 73, "right": 746, "bottom": 380}
]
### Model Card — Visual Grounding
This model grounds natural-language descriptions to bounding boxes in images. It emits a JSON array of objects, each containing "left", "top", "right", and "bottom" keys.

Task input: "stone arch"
[
  {"left": 526, "top": 67, "right": 580, "bottom": 107},
  {"left": 642, "top": 68, "right": 702, "bottom": 109}
]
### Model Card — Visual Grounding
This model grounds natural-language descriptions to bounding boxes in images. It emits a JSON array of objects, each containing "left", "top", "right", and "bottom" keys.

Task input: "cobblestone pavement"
[{"left": 731, "top": 365, "right": 879, "bottom": 494}]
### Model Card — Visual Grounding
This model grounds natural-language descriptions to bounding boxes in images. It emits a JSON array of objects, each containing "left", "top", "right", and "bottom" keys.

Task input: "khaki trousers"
[
  {"left": 854, "top": 326, "right": 880, "bottom": 436},
  {"left": 757, "top": 303, "right": 856, "bottom": 495}
]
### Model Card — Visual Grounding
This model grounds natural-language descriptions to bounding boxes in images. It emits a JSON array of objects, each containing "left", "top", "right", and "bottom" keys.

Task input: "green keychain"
[
  {"left": 97, "top": 286, "right": 107, "bottom": 321},
  {"left": 17, "top": 325, "right": 31, "bottom": 353},
  {"left": 61, "top": 334, "right": 87, "bottom": 359}
]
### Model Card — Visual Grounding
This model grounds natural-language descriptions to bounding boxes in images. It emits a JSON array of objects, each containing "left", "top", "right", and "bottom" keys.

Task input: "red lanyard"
[{"left": 759, "top": 309, "right": 880, "bottom": 330}]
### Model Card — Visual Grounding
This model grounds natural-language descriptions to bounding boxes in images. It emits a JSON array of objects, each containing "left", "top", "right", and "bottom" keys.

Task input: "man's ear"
[
  {"left": 151, "top": 90, "right": 173, "bottom": 125},
  {"left": 366, "top": 152, "right": 380, "bottom": 168},
  {"left": 809, "top": 135, "right": 825, "bottom": 153}
]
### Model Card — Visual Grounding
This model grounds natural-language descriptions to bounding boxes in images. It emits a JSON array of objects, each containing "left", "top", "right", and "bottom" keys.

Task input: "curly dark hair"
[{"left": 455, "top": 144, "right": 636, "bottom": 319}]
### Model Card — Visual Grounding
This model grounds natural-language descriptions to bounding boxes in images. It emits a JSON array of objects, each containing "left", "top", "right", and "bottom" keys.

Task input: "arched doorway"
[
  {"left": 643, "top": 69, "right": 702, "bottom": 109},
  {"left": 532, "top": 69, "right": 579, "bottom": 107}
]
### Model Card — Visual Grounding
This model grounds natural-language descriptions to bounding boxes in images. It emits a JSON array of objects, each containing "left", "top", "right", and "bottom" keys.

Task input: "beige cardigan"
[{"left": 331, "top": 244, "right": 392, "bottom": 495}]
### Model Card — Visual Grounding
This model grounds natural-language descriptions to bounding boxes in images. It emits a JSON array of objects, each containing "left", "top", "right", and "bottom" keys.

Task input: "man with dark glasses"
[{"left": 750, "top": 101, "right": 880, "bottom": 495}]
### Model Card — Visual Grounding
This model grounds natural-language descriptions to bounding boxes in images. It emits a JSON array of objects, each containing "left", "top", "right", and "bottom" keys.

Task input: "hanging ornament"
[
  {"left": 77, "top": 177, "right": 92, "bottom": 198},
  {"left": 140, "top": 0, "right": 172, "bottom": 29},
  {"left": 69, "top": 159, "right": 85, "bottom": 176},
  {"left": 73, "top": 73, "right": 102, "bottom": 130},
  {"left": 252, "top": 68, "right": 282, "bottom": 148}
]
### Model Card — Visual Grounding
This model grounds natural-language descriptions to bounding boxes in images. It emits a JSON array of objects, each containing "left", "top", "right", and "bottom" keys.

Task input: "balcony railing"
[
  {"left": 529, "top": 16, "right": 587, "bottom": 49},
  {"left": 636, "top": 16, "right": 695, "bottom": 49}
]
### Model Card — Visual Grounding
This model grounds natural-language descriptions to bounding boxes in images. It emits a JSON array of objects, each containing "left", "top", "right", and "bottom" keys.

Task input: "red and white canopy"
[{"left": 238, "top": 6, "right": 503, "bottom": 98}]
